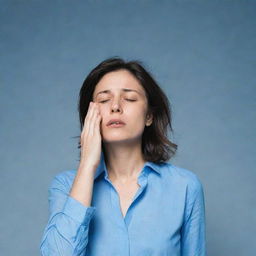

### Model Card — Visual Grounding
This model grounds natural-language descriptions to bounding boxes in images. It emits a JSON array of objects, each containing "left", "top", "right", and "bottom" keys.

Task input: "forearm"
[{"left": 69, "top": 163, "right": 96, "bottom": 207}]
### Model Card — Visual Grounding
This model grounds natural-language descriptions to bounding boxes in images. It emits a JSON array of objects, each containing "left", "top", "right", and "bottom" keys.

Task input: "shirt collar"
[{"left": 94, "top": 151, "right": 162, "bottom": 181}]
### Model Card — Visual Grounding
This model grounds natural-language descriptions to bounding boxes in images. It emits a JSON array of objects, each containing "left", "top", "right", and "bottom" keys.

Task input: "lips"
[{"left": 107, "top": 119, "right": 126, "bottom": 126}]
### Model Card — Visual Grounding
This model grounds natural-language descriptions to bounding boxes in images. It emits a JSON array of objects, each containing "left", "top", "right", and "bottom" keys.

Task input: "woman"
[{"left": 40, "top": 57, "right": 206, "bottom": 256}]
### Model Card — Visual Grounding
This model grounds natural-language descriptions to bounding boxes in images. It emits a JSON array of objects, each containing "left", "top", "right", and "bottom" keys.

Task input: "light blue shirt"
[{"left": 40, "top": 152, "right": 206, "bottom": 256}]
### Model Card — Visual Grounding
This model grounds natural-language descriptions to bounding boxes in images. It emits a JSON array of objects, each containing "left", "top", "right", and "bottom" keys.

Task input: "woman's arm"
[
  {"left": 39, "top": 169, "right": 96, "bottom": 256},
  {"left": 40, "top": 102, "right": 102, "bottom": 255},
  {"left": 181, "top": 177, "right": 207, "bottom": 256}
]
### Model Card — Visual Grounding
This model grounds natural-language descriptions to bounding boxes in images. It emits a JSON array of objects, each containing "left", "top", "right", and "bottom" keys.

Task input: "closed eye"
[{"left": 99, "top": 99, "right": 137, "bottom": 103}]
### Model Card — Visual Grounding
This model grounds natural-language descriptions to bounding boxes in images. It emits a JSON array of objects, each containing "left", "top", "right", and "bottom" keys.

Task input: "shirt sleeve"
[
  {"left": 40, "top": 172, "right": 96, "bottom": 256},
  {"left": 181, "top": 176, "right": 207, "bottom": 256}
]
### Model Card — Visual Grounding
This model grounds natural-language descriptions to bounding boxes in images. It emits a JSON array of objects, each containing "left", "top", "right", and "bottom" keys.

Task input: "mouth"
[
  {"left": 107, "top": 122, "right": 126, "bottom": 128},
  {"left": 106, "top": 119, "right": 126, "bottom": 127}
]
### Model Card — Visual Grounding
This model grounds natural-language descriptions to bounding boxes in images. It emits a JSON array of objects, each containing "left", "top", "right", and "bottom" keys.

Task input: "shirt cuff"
[{"left": 63, "top": 195, "right": 96, "bottom": 225}]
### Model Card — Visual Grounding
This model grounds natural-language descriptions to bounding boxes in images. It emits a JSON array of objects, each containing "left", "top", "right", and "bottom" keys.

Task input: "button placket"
[{"left": 104, "top": 167, "right": 150, "bottom": 227}]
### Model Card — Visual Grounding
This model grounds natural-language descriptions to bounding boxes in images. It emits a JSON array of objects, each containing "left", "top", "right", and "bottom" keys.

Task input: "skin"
[
  {"left": 92, "top": 69, "right": 153, "bottom": 184},
  {"left": 70, "top": 69, "right": 154, "bottom": 217}
]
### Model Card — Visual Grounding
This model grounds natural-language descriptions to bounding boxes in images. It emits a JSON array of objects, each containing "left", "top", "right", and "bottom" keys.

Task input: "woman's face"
[{"left": 92, "top": 69, "right": 153, "bottom": 145}]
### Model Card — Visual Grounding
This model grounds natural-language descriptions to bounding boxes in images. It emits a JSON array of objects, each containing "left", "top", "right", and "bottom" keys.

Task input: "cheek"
[
  {"left": 128, "top": 106, "right": 147, "bottom": 119},
  {"left": 99, "top": 108, "right": 110, "bottom": 127},
  {"left": 128, "top": 110, "right": 147, "bottom": 128},
  {"left": 97, "top": 106, "right": 105, "bottom": 117}
]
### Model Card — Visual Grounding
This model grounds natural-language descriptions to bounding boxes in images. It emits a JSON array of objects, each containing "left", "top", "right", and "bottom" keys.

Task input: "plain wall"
[{"left": 0, "top": 0, "right": 255, "bottom": 255}]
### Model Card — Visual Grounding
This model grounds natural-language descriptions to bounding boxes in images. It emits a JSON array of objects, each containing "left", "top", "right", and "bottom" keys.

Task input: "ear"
[{"left": 145, "top": 112, "right": 153, "bottom": 126}]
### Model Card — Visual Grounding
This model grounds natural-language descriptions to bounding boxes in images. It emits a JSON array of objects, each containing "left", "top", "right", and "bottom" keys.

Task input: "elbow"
[{"left": 39, "top": 225, "right": 74, "bottom": 256}]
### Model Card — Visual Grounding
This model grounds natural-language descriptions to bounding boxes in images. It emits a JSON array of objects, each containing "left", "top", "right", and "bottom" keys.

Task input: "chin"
[
  {"left": 102, "top": 136, "right": 129, "bottom": 144},
  {"left": 102, "top": 133, "right": 142, "bottom": 145}
]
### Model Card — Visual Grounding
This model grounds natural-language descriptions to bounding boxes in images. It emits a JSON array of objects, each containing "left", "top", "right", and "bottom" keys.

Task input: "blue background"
[{"left": 0, "top": 0, "right": 255, "bottom": 255}]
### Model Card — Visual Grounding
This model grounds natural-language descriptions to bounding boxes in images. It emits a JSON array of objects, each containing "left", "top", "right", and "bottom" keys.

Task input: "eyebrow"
[{"left": 95, "top": 88, "right": 141, "bottom": 97}]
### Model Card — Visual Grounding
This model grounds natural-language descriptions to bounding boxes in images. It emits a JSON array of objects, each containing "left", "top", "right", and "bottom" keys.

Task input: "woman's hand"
[
  {"left": 80, "top": 101, "right": 102, "bottom": 170},
  {"left": 69, "top": 101, "right": 102, "bottom": 207}
]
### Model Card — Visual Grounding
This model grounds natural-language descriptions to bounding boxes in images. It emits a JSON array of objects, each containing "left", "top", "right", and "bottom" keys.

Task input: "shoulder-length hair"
[{"left": 77, "top": 57, "right": 177, "bottom": 163}]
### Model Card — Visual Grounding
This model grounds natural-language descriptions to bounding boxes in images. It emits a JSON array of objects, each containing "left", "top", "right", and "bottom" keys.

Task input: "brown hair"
[{"left": 76, "top": 57, "right": 178, "bottom": 163}]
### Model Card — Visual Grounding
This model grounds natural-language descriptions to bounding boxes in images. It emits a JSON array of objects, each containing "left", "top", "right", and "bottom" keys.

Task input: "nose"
[{"left": 111, "top": 99, "right": 123, "bottom": 113}]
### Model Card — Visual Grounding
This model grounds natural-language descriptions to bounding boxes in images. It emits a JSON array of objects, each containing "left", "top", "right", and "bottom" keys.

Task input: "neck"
[{"left": 103, "top": 141, "right": 146, "bottom": 183}]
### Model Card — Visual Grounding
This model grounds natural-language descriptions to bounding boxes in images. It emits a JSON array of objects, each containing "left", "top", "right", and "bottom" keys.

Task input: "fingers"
[
  {"left": 83, "top": 102, "right": 93, "bottom": 136},
  {"left": 83, "top": 102, "right": 101, "bottom": 137},
  {"left": 93, "top": 103, "right": 101, "bottom": 133},
  {"left": 83, "top": 102, "right": 94, "bottom": 135},
  {"left": 88, "top": 103, "right": 99, "bottom": 136},
  {"left": 94, "top": 105, "right": 102, "bottom": 133}
]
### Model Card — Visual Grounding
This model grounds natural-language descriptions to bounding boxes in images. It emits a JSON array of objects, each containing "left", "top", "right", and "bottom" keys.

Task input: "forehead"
[{"left": 93, "top": 70, "right": 146, "bottom": 97}]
